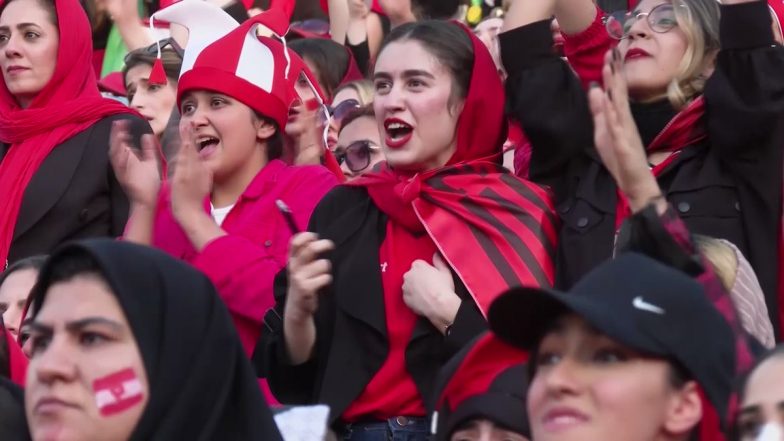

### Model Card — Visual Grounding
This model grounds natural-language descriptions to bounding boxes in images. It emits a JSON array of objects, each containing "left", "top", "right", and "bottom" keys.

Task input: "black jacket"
[
  {"left": 502, "top": 2, "right": 784, "bottom": 335},
  {"left": 1, "top": 113, "right": 151, "bottom": 267},
  {"left": 254, "top": 185, "right": 488, "bottom": 424}
]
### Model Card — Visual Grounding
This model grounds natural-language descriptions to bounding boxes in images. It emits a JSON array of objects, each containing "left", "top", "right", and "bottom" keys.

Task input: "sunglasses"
[
  {"left": 334, "top": 140, "right": 380, "bottom": 173},
  {"left": 605, "top": 3, "right": 682, "bottom": 40},
  {"left": 290, "top": 19, "right": 330, "bottom": 36},
  {"left": 125, "top": 38, "right": 185, "bottom": 64},
  {"left": 319, "top": 99, "right": 361, "bottom": 126}
]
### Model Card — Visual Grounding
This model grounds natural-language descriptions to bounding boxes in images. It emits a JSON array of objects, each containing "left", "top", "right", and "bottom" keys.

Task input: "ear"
[
  {"left": 255, "top": 118, "right": 277, "bottom": 142},
  {"left": 663, "top": 381, "right": 703, "bottom": 437}
]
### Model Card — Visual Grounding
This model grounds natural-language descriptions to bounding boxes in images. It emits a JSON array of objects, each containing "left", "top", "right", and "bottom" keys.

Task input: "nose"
[
  {"left": 185, "top": 105, "right": 209, "bottom": 129},
  {"left": 129, "top": 90, "right": 146, "bottom": 111},
  {"left": 380, "top": 84, "right": 405, "bottom": 114},
  {"left": 542, "top": 357, "right": 582, "bottom": 397},
  {"left": 3, "top": 34, "right": 22, "bottom": 60},
  {"left": 627, "top": 13, "right": 652, "bottom": 40},
  {"left": 32, "top": 335, "right": 78, "bottom": 385}
]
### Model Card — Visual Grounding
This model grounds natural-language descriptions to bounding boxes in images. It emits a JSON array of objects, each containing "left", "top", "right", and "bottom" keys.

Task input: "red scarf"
[
  {"left": 350, "top": 24, "right": 558, "bottom": 315},
  {"left": 0, "top": 0, "right": 139, "bottom": 265},
  {"left": 614, "top": 97, "right": 708, "bottom": 229}
]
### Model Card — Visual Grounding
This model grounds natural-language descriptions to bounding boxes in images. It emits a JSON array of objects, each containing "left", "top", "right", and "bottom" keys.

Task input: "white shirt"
[{"left": 210, "top": 203, "right": 235, "bottom": 227}]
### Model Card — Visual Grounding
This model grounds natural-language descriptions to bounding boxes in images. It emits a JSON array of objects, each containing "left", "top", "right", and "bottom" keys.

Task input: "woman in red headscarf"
[
  {"left": 256, "top": 20, "right": 557, "bottom": 440},
  {"left": 0, "top": 0, "right": 150, "bottom": 270}
]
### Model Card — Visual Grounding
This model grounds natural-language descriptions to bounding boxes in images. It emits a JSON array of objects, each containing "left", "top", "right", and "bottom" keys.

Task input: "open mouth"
[
  {"left": 196, "top": 136, "right": 220, "bottom": 157},
  {"left": 384, "top": 119, "right": 414, "bottom": 148}
]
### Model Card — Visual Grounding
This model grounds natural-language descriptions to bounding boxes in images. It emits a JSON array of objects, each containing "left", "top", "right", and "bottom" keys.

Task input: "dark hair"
[
  {"left": 378, "top": 20, "right": 473, "bottom": 108},
  {"left": 0, "top": 256, "right": 47, "bottom": 291},
  {"left": 28, "top": 248, "right": 107, "bottom": 315},
  {"left": 0, "top": 0, "right": 57, "bottom": 27},
  {"left": 411, "top": 0, "right": 460, "bottom": 20},
  {"left": 289, "top": 38, "right": 350, "bottom": 100},
  {"left": 122, "top": 48, "right": 183, "bottom": 89},
  {"left": 252, "top": 112, "right": 284, "bottom": 161},
  {"left": 338, "top": 104, "right": 375, "bottom": 136}
]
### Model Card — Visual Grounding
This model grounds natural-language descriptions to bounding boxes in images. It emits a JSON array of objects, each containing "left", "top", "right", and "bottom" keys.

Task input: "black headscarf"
[{"left": 30, "top": 239, "right": 282, "bottom": 441}]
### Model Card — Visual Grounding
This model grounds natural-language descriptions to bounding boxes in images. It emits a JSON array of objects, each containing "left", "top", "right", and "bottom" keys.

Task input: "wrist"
[{"left": 432, "top": 291, "right": 461, "bottom": 334}]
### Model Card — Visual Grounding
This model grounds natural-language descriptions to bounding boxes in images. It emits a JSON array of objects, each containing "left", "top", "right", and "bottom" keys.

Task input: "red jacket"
[{"left": 151, "top": 160, "right": 338, "bottom": 355}]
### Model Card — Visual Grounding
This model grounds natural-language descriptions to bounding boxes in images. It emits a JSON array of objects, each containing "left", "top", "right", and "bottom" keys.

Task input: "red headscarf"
[
  {"left": 350, "top": 23, "right": 558, "bottom": 315},
  {"left": 0, "top": 0, "right": 137, "bottom": 265}
]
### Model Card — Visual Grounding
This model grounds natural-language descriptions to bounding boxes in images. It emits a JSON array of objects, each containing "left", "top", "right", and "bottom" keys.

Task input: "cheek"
[{"left": 526, "top": 375, "right": 549, "bottom": 419}]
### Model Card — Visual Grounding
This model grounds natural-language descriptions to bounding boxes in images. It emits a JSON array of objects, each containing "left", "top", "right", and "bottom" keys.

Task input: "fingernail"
[{"left": 589, "top": 81, "right": 599, "bottom": 89}]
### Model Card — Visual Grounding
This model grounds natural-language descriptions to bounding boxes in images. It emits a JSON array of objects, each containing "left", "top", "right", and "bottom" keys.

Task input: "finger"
[
  {"left": 109, "top": 120, "right": 131, "bottom": 157},
  {"left": 300, "top": 273, "right": 333, "bottom": 293},
  {"left": 432, "top": 252, "right": 450, "bottom": 272},
  {"left": 295, "top": 239, "right": 335, "bottom": 265},
  {"left": 140, "top": 134, "right": 160, "bottom": 163},
  {"left": 296, "top": 259, "right": 332, "bottom": 280}
]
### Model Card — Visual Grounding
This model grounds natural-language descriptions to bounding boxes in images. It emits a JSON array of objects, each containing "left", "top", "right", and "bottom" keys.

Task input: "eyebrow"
[
  {"left": 738, "top": 405, "right": 761, "bottom": 416},
  {"left": 373, "top": 69, "right": 436, "bottom": 81},
  {"left": 28, "top": 317, "right": 124, "bottom": 334},
  {"left": 0, "top": 23, "right": 43, "bottom": 32}
]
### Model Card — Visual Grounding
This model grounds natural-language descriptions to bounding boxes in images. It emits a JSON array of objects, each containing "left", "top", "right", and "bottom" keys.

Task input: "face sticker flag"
[{"left": 93, "top": 368, "right": 144, "bottom": 416}]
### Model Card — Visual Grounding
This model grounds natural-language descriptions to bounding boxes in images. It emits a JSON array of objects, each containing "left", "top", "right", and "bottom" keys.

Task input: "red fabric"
[
  {"left": 698, "top": 386, "right": 726, "bottom": 441},
  {"left": 98, "top": 72, "right": 127, "bottom": 96},
  {"left": 437, "top": 333, "right": 528, "bottom": 413},
  {"left": 350, "top": 24, "right": 557, "bottom": 316},
  {"left": 338, "top": 47, "right": 364, "bottom": 88},
  {"left": 0, "top": 0, "right": 138, "bottom": 266},
  {"left": 614, "top": 98, "right": 708, "bottom": 229},
  {"left": 4, "top": 327, "right": 26, "bottom": 386},
  {"left": 342, "top": 223, "right": 434, "bottom": 421},
  {"left": 771, "top": 0, "right": 784, "bottom": 38},
  {"left": 563, "top": 6, "right": 616, "bottom": 89}
]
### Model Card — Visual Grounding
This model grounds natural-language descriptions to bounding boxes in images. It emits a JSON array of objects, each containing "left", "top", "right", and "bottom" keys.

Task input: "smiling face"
[
  {"left": 0, "top": 0, "right": 59, "bottom": 108},
  {"left": 527, "top": 314, "right": 701, "bottom": 441},
  {"left": 0, "top": 268, "right": 37, "bottom": 338},
  {"left": 737, "top": 354, "right": 784, "bottom": 441},
  {"left": 618, "top": 0, "right": 689, "bottom": 101},
  {"left": 25, "top": 274, "right": 148, "bottom": 441},
  {"left": 179, "top": 90, "right": 275, "bottom": 184},
  {"left": 373, "top": 39, "right": 463, "bottom": 174},
  {"left": 125, "top": 64, "right": 177, "bottom": 137}
]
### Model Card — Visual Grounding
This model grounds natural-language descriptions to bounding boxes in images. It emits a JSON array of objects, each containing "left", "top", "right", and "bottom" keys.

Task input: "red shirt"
[{"left": 342, "top": 221, "right": 433, "bottom": 421}]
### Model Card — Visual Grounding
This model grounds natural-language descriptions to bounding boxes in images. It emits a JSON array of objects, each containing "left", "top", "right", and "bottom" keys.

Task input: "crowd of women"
[{"left": 0, "top": 0, "right": 783, "bottom": 439}]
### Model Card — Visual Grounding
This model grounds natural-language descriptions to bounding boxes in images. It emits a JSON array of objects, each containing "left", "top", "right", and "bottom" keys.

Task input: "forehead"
[
  {"left": 36, "top": 275, "right": 127, "bottom": 325},
  {"left": 0, "top": 0, "right": 53, "bottom": 26},
  {"left": 374, "top": 39, "right": 446, "bottom": 77},
  {"left": 0, "top": 269, "right": 38, "bottom": 300},
  {"left": 338, "top": 115, "right": 378, "bottom": 141},
  {"left": 633, "top": 0, "right": 671, "bottom": 13},
  {"left": 743, "top": 357, "right": 784, "bottom": 406}
]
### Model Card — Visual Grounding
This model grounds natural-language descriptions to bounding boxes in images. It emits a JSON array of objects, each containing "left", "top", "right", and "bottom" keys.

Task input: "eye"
[
  {"left": 29, "top": 334, "right": 51, "bottom": 355},
  {"left": 0, "top": 34, "right": 8, "bottom": 43},
  {"left": 535, "top": 351, "right": 562, "bottom": 367},
  {"left": 374, "top": 80, "right": 391, "bottom": 95},
  {"left": 79, "top": 331, "right": 108, "bottom": 347},
  {"left": 407, "top": 78, "right": 426, "bottom": 89},
  {"left": 0, "top": 303, "right": 8, "bottom": 313},
  {"left": 24, "top": 31, "right": 39, "bottom": 40},
  {"left": 737, "top": 416, "right": 763, "bottom": 438},
  {"left": 181, "top": 102, "right": 195, "bottom": 115},
  {"left": 593, "top": 348, "right": 627, "bottom": 364},
  {"left": 297, "top": 78, "right": 309, "bottom": 87},
  {"left": 148, "top": 84, "right": 162, "bottom": 93},
  {"left": 210, "top": 97, "right": 227, "bottom": 108}
]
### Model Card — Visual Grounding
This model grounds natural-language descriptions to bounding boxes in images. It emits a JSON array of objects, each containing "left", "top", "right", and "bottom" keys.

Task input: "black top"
[
  {"left": 254, "top": 185, "right": 488, "bottom": 424},
  {"left": 0, "top": 113, "right": 151, "bottom": 267},
  {"left": 502, "top": 1, "right": 784, "bottom": 335},
  {"left": 30, "top": 240, "right": 283, "bottom": 441}
]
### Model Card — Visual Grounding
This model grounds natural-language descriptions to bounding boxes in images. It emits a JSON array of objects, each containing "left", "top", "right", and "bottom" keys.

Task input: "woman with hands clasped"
[
  {"left": 109, "top": 2, "right": 338, "bottom": 364},
  {"left": 502, "top": 0, "right": 784, "bottom": 335},
  {"left": 256, "top": 20, "right": 557, "bottom": 440}
]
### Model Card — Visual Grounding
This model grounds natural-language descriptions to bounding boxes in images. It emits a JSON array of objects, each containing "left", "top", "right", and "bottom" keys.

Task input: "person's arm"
[
  {"left": 501, "top": 2, "right": 594, "bottom": 200},
  {"left": 378, "top": 0, "right": 416, "bottom": 28},
  {"left": 328, "top": 0, "right": 350, "bottom": 45},
  {"left": 106, "top": 0, "right": 153, "bottom": 51},
  {"left": 561, "top": 5, "right": 615, "bottom": 88}
]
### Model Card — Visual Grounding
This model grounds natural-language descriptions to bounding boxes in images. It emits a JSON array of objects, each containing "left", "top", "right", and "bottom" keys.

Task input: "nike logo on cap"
[{"left": 633, "top": 296, "right": 665, "bottom": 315}]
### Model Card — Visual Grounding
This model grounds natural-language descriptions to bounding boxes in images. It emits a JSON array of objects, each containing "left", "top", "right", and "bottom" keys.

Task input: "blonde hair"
[
  {"left": 666, "top": 0, "right": 721, "bottom": 109},
  {"left": 694, "top": 235, "right": 737, "bottom": 291},
  {"left": 333, "top": 79, "right": 375, "bottom": 106}
]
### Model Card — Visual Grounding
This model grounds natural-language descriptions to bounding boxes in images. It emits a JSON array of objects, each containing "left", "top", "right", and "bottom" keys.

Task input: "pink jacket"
[{"left": 152, "top": 160, "right": 339, "bottom": 355}]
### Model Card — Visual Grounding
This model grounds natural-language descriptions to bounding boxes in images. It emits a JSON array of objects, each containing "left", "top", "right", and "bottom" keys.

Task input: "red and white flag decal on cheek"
[{"left": 93, "top": 368, "right": 144, "bottom": 417}]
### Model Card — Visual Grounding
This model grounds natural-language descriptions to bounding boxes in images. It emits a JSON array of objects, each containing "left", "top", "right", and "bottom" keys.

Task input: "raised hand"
[{"left": 109, "top": 120, "right": 161, "bottom": 209}]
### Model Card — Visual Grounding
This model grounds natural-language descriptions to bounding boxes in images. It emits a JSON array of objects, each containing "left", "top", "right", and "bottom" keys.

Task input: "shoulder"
[{"left": 313, "top": 185, "right": 370, "bottom": 218}]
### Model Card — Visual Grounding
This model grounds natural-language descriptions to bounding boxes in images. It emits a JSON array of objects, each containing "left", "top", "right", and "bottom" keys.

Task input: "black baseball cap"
[
  {"left": 431, "top": 333, "right": 529, "bottom": 440},
  {"left": 488, "top": 253, "right": 736, "bottom": 428}
]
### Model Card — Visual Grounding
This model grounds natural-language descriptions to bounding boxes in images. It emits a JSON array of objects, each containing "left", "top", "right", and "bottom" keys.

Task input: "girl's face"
[
  {"left": 179, "top": 91, "right": 275, "bottom": 184},
  {"left": 26, "top": 275, "right": 149, "bottom": 441},
  {"left": 0, "top": 0, "right": 59, "bottom": 108},
  {"left": 450, "top": 419, "right": 529, "bottom": 441},
  {"left": 528, "top": 314, "right": 701, "bottom": 441},
  {"left": 125, "top": 64, "right": 177, "bottom": 137},
  {"left": 373, "top": 39, "right": 464, "bottom": 174},
  {"left": 617, "top": 0, "right": 690, "bottom": 101},
  {"left": 0, "top": 268, "right": 37, "bottom": 338},
  {"left": 737, "top": 355, "right": 784, "bottom": 441},
  {"left": 334, "top": 115, "right": 383, "bottom": 180}
]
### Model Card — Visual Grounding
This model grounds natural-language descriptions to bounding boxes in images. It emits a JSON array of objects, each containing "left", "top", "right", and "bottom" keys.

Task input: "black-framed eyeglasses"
[
  {"left": 334, "top": 140, "right": 380, "bottom": 173},
  {"left": 605, "top": 3, "right": 682, "bottom": 40},
  {"left": 124, "top": 38, "right": 184, "bottom": 64}
]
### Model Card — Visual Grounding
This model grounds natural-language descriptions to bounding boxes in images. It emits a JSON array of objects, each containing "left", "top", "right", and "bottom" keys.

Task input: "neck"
[{"left": 211, "top": 145, "right": 269, "bottom": 208}]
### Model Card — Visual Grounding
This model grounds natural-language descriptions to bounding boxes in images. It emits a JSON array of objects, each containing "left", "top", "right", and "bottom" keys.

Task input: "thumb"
[
  {"left": 433, "top": 252, "right": 450, "bottom": 273},
  {"left": 140, "top": 134, "right": 159, "bottom": 162}
]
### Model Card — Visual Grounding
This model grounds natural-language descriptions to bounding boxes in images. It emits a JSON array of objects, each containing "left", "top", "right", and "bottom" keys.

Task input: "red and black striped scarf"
[{"left": 351, "top": 161, "right": 558, "bottom": 316}]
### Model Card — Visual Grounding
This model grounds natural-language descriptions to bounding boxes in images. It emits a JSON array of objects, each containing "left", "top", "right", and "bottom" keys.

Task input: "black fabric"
[
  {"left": 0, "top": 378, "right": 29, "bottom": 441},
  {"left": 253, "top": 185, "right": 488, "bottom": 424},
  {"left": 0, "top": 114, "right": 151, "bottom": 267},
  {"left": 630, "top": 100, "right": 678, "bottom": 149},
  {"left": 347, "top": 40, "right": 370, "bottom": 76},
  {"left": 30, "top": 240, "right": 282, "bottom": 441},
  {"left": 489, "top": 253, "right": 736, "bottom": 427},
  {"left": 502, "top": 1, "right": 784, "bottom": 336}
]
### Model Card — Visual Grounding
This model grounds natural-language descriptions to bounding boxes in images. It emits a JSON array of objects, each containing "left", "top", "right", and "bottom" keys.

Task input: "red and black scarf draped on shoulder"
[{"left": 349, "top": 23, "right": 558, "bottom": 316}]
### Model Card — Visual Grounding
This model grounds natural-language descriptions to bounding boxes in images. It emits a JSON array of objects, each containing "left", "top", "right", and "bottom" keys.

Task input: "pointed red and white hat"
[{"left": 150, "top": 0, "right": 298, "bottom": 128}]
